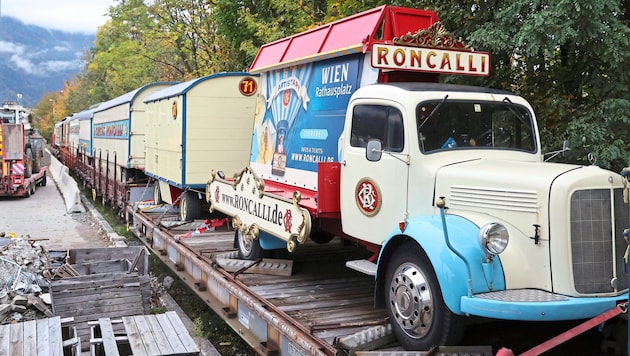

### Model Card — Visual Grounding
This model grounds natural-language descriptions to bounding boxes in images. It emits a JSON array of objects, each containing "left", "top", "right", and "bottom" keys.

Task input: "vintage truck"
[{"left": 206, "top": 5, "right": 628, "bottom": 349}]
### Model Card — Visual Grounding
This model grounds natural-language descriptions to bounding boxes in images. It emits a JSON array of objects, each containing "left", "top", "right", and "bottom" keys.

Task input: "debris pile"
[{"left": 0, "top": 235, "right": 61, "bottom": 324}]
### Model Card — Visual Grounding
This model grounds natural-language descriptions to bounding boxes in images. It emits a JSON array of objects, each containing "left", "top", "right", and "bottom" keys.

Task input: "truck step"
[{"left": 346, "top": 259, "right": 376, "bottom": 276}]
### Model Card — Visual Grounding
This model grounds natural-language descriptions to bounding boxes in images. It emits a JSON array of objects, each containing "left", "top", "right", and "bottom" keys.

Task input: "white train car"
[
  {"left": 66, "top": 115, "right": 80, "bottom": 153},
  {"left": 143, "top": 72, "right": 259, "bottom": 221},
  {"left": 92, "top": 82, "right": 177, "bottom": 182},
  {"left": 52, "top": 121, "right": 63, "bottom": 151},
  {"left": 74, "top": 107, "right": 97, "bottom": 158}
]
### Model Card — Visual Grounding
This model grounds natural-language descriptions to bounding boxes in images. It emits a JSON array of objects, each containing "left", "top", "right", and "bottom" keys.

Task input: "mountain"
[{"left": 0, "top": 16, "right": 95, "bottom": 107}]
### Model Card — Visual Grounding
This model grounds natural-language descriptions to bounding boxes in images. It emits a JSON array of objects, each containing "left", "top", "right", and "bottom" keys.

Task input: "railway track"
[{"left": 124, "top": 205, "right": 626, "bottom": 356}]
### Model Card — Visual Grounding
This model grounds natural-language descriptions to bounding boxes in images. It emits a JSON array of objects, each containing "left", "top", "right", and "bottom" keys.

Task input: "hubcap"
[
  {"left": 389, "top": 263, "right": 434, "bottom": 339},
  {"left": 180, "top": 198, "right": 187, "bottom": 221},
  {"left": 238, "top": 230, "right": 253, "bottom": 255}
]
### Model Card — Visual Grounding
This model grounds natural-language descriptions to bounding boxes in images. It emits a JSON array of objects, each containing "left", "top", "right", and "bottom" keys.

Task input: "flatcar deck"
[
  {"left": 127, "top": 207, "right": 396, "bottom": 355},
  {"left": 126, "top": 206, "right": 621, "bottom": 356}
]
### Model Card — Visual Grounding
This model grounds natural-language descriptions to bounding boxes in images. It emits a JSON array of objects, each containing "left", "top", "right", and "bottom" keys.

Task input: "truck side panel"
[{"left": 250, "top": 54, "right": 370, "bottom": 190}]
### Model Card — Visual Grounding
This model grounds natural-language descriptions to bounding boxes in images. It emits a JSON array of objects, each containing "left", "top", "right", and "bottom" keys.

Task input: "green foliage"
[
  {"left": 565, "top": 98, "right": 630, "bottom": 169},
  {"left": 429, "top": 0, "right": 630, "bottom": 170},
  {"left": 45, "top": 0, "right": 630, "bottom": 170},
  {"left": 214, "top": 0, "right": 328, "bottom": 69}
]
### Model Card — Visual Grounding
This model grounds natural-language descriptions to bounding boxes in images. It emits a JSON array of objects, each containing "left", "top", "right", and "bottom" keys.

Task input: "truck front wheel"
[
  {"left": 385, "top": 243, "right": 465, "bottom": 350},
  {"left": 235, "top": 229, "right": 265, "bottom": 260}
]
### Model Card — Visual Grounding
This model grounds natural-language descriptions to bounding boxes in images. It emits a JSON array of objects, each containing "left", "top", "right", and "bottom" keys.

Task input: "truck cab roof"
[{"left": 369, "top": 82, "right": 513, "bottom": 96}]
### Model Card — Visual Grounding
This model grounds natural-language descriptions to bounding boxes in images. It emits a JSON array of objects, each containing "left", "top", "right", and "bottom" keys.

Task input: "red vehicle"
[{"left": 0, "top": 102, "right": 47, "bottom": 197}]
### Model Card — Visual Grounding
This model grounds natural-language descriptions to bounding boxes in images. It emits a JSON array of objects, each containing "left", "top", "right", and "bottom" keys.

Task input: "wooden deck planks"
[
  {"left": 122, "top": 312, "right": 199, "bottom": 355},
  {"left": 98, "top": 318, "right": 121, "bottom": 356},
  {"left": 155, "top": 312, "right": 188, "bottom": 354},
  {"left": 0, "top": 316, "right": 64, "bottom": 356},
  {"left": 52, "top": 272, "right": 151, "bottom": 351},
  {"left": 121, "top": 317, "right": 147, "bottom": 355}
]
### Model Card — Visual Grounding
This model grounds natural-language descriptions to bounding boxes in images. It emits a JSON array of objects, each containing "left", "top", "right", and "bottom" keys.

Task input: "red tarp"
[{"left": 249, "top": 5, "right": 439, "bottom": 73}]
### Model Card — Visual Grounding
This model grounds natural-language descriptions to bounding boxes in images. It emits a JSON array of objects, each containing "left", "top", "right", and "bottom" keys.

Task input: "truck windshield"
[{"left": 417, "top": 100, "right": 536, "bottom": 153}]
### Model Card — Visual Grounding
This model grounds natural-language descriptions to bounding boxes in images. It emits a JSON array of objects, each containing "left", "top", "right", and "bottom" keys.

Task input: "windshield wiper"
[
  {"left": 418, "top": 95, "right": 448, "bottom": 130},
  {"left": 502, "top": 97, "right": 530, "bottom": 127}
]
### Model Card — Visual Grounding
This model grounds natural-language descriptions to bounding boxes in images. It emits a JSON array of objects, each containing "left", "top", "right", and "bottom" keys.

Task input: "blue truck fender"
[{"left": 375, "top": 214, "right": 506, "bottom": 315}]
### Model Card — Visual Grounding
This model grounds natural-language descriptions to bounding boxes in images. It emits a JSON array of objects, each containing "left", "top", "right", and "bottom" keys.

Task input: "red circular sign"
[
  {"left": 239, "top": 77, "right": 257, "bottom": 96},
  {"left": 355, "top": 179, "right": 381, "bottom": 216}
]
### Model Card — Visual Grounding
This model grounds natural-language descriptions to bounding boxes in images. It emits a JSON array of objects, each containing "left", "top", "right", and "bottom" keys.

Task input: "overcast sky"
[{"left": 1, "top": 0, "right": 115, "bottom": 34}]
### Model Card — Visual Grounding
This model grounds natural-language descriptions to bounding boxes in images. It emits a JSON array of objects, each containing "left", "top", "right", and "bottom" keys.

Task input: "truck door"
[{"left": 340, "top": 102, "right": 409, "bottom": 246}]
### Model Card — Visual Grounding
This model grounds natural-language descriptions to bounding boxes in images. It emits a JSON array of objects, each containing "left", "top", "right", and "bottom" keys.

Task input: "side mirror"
[{"left": 366, "top": 139, "right": 382, "bottom": 161}]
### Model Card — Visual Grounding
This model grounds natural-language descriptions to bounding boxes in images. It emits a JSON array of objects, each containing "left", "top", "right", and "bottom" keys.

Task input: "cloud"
[
  {"left": 0, "top": 40, "right": 82, "bottom": 76},
  {"left": 2, "top": 0, "right": 114, "bottom": 34},
  {"left": 41, "top": 59, "right": 83, "bottom": 73}
]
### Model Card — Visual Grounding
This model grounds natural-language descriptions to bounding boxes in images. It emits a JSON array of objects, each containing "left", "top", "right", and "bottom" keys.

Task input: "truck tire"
[
  {"left": 235, "top": 229, "right": 265, "bottom": 260},
  {"left": 179, "top": 191, "right": 201, "bottom": 222},
  {"left": 24, "top": 148, "right": 33, "bottom": 178},
  {"left": 32, "top": 147, "right": 42, "bottom": 174},
  {"left": 153, "top": 184, "right": 163, "bottom": 204},
  {"left": 385, "top": 242, "right": 465, "bottom": 350}
]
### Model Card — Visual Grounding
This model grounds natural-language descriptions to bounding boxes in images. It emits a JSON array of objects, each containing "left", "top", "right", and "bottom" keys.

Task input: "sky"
[{"left": 1, "top": 0, "right": 115, "bottom": 34}]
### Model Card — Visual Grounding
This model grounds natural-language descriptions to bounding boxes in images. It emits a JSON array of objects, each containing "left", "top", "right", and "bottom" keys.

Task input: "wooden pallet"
[
  {"left": 0, "top": 316, "right": 80, "bottom": 356},
  {"left": 89, "top": 312, "right": 200, "bottom": 355}
]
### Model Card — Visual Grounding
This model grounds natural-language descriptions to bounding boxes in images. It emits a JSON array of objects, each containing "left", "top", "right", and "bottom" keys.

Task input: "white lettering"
[{"left": 321, "top": 64, "right": 350, "bottom": 84}]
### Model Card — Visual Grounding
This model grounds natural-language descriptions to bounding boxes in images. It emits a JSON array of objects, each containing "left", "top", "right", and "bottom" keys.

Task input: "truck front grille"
[{"left": 570, "top": 188, "right": 629, "bottom": 294}]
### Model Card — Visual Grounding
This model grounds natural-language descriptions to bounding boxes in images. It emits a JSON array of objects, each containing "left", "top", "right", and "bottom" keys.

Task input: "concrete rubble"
[{"left": 0, "top": 234, "right": 62, "bottom": 324}]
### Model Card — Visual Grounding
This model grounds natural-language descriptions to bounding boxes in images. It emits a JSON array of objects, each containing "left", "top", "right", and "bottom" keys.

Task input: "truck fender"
[{"left": 375, "top": 214, "right": 506, "bottom": 315}]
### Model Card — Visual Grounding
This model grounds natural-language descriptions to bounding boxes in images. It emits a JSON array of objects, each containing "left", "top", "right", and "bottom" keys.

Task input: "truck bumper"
[{"left": 461, "top": 289, "right": 628, "bottom": 321}]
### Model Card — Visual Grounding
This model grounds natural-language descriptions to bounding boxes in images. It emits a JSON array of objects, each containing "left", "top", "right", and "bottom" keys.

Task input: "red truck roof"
[{"left": 249, "top": 5, "right": 439, "bottom": 73}]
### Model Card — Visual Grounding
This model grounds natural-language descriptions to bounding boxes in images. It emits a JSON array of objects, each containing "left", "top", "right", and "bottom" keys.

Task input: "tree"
[
  {"left": 214, "top": 0, "right": 331, "bottom": 70},
  {"left": 424, "top": 0, "right": 630, "bottom": 170},
  {"left": 87, "top": 0, "right": 165, "bottom": 101}
]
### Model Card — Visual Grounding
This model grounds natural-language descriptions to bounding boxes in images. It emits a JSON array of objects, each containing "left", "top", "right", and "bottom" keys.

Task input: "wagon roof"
[
  {"left": 71, "top": 108, "right": 95, "bottom": 121},
  {"left": 94, "top": 82, "right": 178, "bottom": 112},
  {"left": 143, "top": 72, "right": 250, "bottom": 103},
  {"left": 249, "top": 5, "right": 438, "bottom": 73}
]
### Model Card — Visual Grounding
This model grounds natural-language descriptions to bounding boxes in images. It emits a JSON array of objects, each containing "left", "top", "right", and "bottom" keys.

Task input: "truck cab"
[
  {"left": 341, "top": 83, "right": 539, "bottom": 246},
  {"left": 340, "top": 82, "right": 628, "bottom": 348}
]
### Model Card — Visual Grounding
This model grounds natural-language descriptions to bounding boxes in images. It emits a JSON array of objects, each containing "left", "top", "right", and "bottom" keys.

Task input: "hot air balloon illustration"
[{"left": 265, "top": 64, "right": 312, "bottom": 176}]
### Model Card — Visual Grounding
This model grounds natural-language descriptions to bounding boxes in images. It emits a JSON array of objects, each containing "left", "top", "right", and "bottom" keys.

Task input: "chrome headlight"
[{"left": 479, "top": 223, "right": 509, "bottom": 255}]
